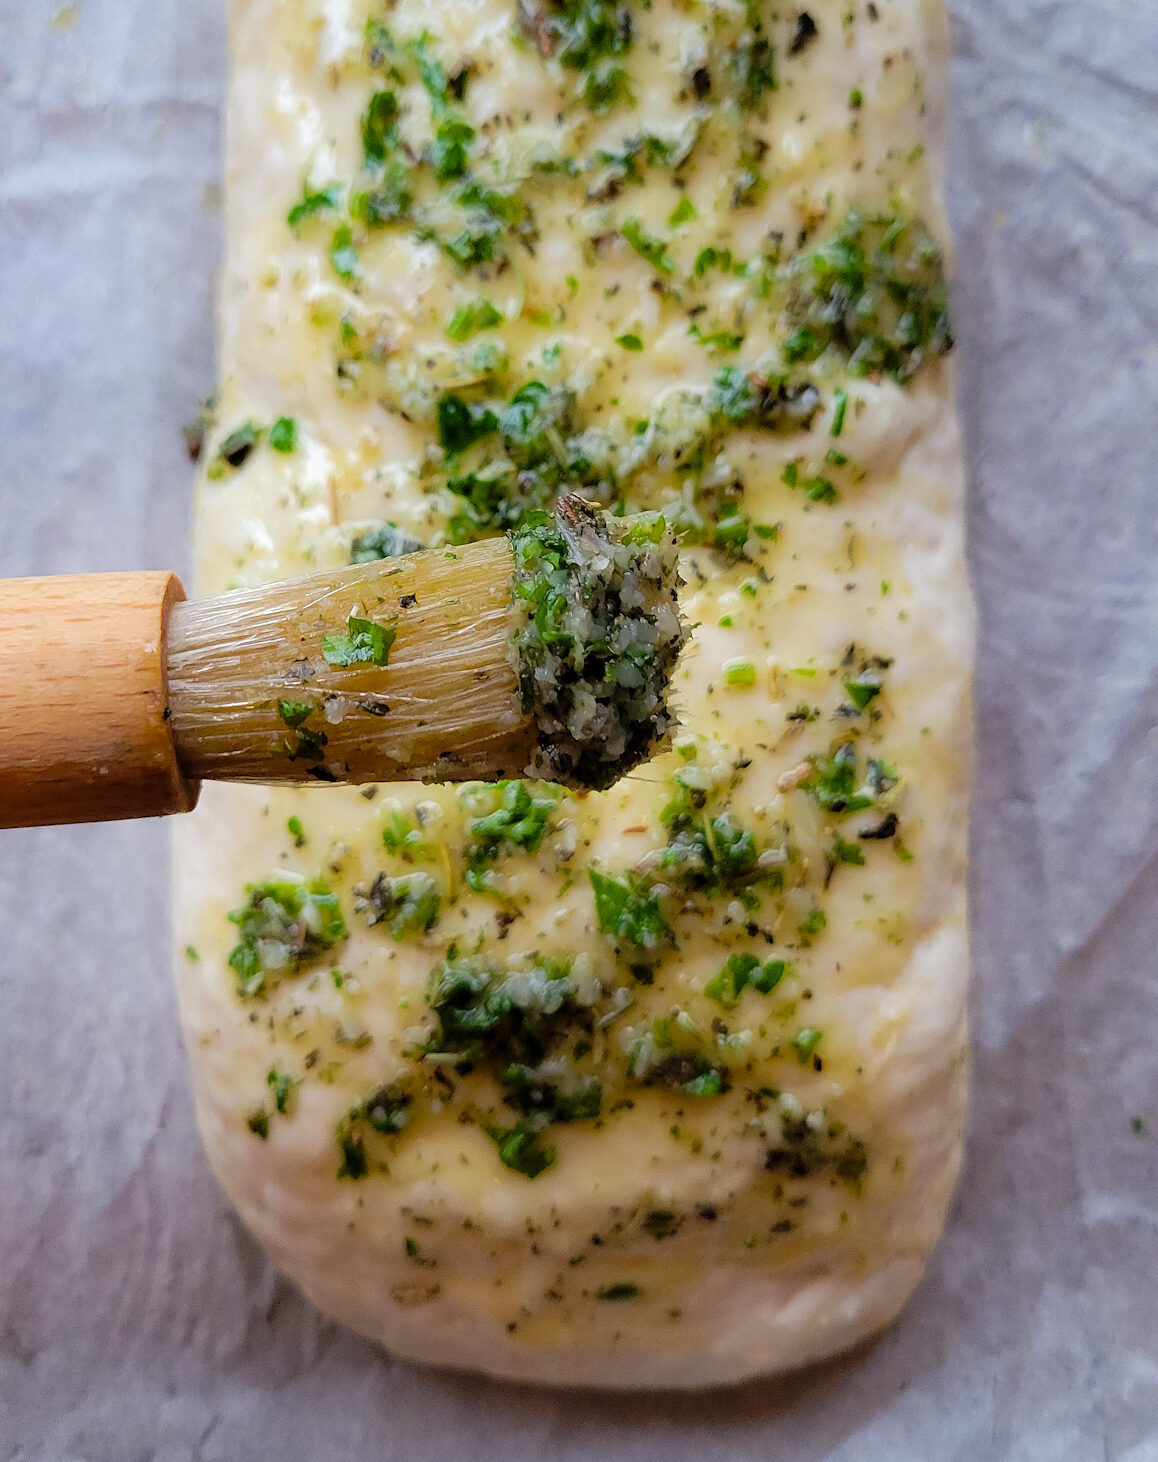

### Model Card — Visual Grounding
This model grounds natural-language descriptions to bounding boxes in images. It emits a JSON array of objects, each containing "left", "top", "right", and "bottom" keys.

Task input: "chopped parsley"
[
  {"left": 417, "top": 954, "right": 603, "bottom": 1176},
  {"left": 360, "top": 871, "right": 441, "bottom": 938},
  {"left": 363, "top": 1081, "right": 414, "bottom": 1135},
  {"left": 487, "top": 1123, "right": 556, "bottom": 1179},
  {"left": 622, "top": 218, "right": 674, "bottom": 273},
  {"left": 445, "top": 297, "right": 503, "bottom": 341},
  {"left": 830, "top": 387, "right": 849, "bottom": 436},
  {"left": 266, "top": 1067, "right": 296, "bottom": 1115},
  {"left": 329, "top": 224, "right": 359, "bottom": 283},
  {"left": 381, "top": 808, "right": 440, "bottom": 861},
  {"left": 437, "top": 393, "right": 500, "bottom": 455},
  {"left": 276, "top": 699, "right": 327, "bottom": 764},
  {"left": 208, "top": 421, "right": 260, "bottom": 477},
  {"left": 519, "top": 0, "right": 635, "bottom": 114},
  {"left": 425, "top": 956, "right": 598, "bottom": 1070},
  {"left": 831, "top": 837, "right": 865, "bottom": 867},
  {"left": 463, "top": 780, "right": 560, "bottom": 892},
  {"left": 796, "top": 908, "right": 827, "bottom": 944},
  {"left": 842, "top": 671, "right": 882, "bottom": 710},
  {"left": 268, "top": 416, "right": 297, "bottom": 453},
  {"left": 361, "top": 89, "right": 400, "bottom": 162},
  {"left": 287, "top": 181, "right": 342, "bottom": 229},
  {"left": 695, "top": 245, "right": 735, "bottom": 277},
  {"left": 335, "top": 1080, "right": 414, "bottom": 1179},
  {"left": 660, "top": 779, "right": 769, "bottom": 896},
  {"left": 724, "top": 658, "right": 757, "bottom": 687},
  {"left": 589, "top": 869, "right": 671, "bottom": 950},
  {"left": 705, "top": 952, "right": 786, "bottom": 1008},
  {"left": 226, "top": 874, "right": 345, "bottom": 998},
  {"left": 431, "top": 112, "right": 475, "bottom": 183},
  {"left": 800, "top": 743, "right": 897, "bottom": 816},
  {"left": 731, "top": 29, "right": 775, "bottom": 109},
  {"left": 781, "top": 209, "right": 952, "bottom": 381},
  {"left": 501, "top": 1065, "right": 602, "bottom": 1123},
  {"left": 791, "top": 1026, "right": 824, "bottom": 1063},
  {"left": 628, "top": 1020, "right": 729, "bottom": 1096},
  {"left": 322, "top": 613, "right": 397, "bottom": 668},
  {"left": 707, "top": 366, "right": 821, "bottom": 433}
]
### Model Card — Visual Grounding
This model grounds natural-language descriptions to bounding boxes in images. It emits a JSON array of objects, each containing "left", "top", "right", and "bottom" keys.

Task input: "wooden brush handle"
[{"left": 0, "top": 572, "right": 199, "bottom": 829}]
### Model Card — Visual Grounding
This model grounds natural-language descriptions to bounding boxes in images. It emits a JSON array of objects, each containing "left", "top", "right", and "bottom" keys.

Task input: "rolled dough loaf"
[{"left": 174, "top": 0, "right": 972, "bottom": 1388}]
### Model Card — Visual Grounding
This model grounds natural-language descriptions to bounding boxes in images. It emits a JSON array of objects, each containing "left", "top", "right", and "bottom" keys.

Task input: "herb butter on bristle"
[
  {"left": 510, "top": 498, "right": 685, "bottom": 791},
  {"left": 165, "top": 497, "right": 684, "bottom": 791}
]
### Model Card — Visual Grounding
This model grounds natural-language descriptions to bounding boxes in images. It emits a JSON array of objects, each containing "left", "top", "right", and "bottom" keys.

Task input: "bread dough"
[{"left": 174, "top": 0, "right": 972, "bottom": 1388}]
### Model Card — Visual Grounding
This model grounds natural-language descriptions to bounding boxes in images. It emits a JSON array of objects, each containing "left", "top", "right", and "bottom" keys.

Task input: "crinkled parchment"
[{"left": 1, "top": 0, "right": 1156, "bottom": 1456}]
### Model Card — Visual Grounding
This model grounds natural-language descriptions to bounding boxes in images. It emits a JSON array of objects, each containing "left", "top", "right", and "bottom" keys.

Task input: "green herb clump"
[
  {"left": 425, "top": 953, "right": 604, "bottom": 1177},
  {"left": 509, "top": 497, "right": 685, "bottom": 790},
  {"left": 518, "top": 0, "right": 636, "bottom": 113},
  {"left": 707, "top": 365, "right": 821, "bottom": 433},
  {"left": 440, "top": 381, "right": 610, "bottom": 541},
  {"left": 226, "top": 874, "right": 345, "bottom": 998},
  {"left": 590, "top": 869, "right": 671, "bottom": 950},
  {"left": 425, "top": 364, "right": 813, "bottom": 549},
  {"left": 337, "top": 26, "right": 537, "bottom": 271},
  {"left": 381, "top": 806, "right": 442, "bottom": 862},
  {"left": 360, "top": 871, "right": 442, "bottom": 939},
  {"left": 337, "top": 1080, "right": 414, "bottom": 1179},
  {"left": 660, "top": 775, "right": 772, "bottom": 896},
  {"left": 486, "top": 1122, "right": 557, "bottom": 1178},
  {"left": 425, "top": 955, "right": 597, "bottom": 1068},
  {"left": 463, "top": 780, "right": 562, "bottom": 892},
  {"left": 800, "top": 742, "right": 897, "bottom": 816},
  {"left": 765, "top": 1106, "right": 867, "bottom": 1189},
  {"left": 780, "top": 209, "right": 952, "bottom": 381},
  {"left": 627, "top": 1017, "right": 729, "bottom": 1096}
]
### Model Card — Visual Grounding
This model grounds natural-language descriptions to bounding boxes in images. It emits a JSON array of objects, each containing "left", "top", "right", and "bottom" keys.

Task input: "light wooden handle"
[{"left": 0, "top": 572, "right": 199, "bottom": 829}]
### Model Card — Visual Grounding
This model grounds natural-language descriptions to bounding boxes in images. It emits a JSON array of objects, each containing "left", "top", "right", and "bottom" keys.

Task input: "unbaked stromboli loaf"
[{"left": 174, "top": 0, "right": 972, "bottom": 1387}]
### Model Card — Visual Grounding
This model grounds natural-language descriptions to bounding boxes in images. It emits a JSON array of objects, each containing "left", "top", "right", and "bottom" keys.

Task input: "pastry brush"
[{"left": 0, "top": 498, "right": 685, "bottom": 830}]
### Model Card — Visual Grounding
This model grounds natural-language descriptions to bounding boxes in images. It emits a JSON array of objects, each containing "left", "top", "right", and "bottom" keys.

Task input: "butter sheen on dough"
[{"left": 175, "top": 0, "right": 972, "bottom": 1388}]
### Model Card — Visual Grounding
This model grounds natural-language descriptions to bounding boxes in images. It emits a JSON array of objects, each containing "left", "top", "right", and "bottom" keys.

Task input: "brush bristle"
[{"left": 166, "top": 537, "right": 537, "bottom": 786}]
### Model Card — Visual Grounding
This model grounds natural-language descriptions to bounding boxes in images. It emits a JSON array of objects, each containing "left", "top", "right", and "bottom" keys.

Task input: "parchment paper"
[{"left": 2, "top": 0, "right": 1157, "bottom": 1456}]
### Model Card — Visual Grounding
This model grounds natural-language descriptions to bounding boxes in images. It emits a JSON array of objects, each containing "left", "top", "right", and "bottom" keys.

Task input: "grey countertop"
[{"left": 2, "top": 1, "right": 1157, "bottom": 1457}]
